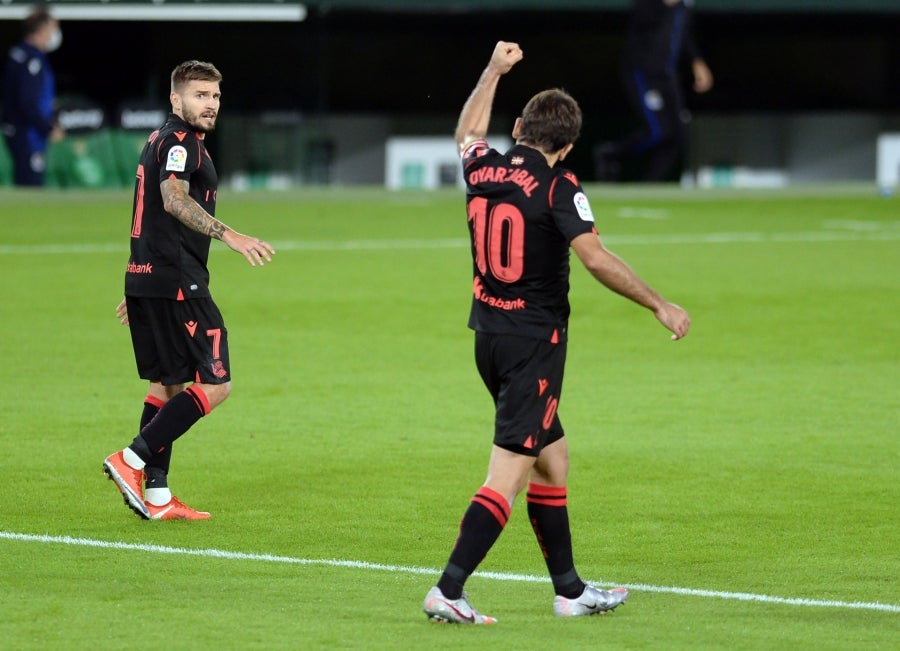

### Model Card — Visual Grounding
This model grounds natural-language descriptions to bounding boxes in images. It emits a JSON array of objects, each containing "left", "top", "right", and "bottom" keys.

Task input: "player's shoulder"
[
  {"left": 152, "top": 121, "right": 195, "bottom": 158},
  {"left": 157, "top": 120, "right": 192, "bottom": 144},
  {"left": 551, "top": 167, "right": 584, "bottom": 195},
  {"left": 143, "top": 121, "right": 190, "bottom": 169},
  {"left": 550, "top": 167, "right": 595, "bottom": 219}
]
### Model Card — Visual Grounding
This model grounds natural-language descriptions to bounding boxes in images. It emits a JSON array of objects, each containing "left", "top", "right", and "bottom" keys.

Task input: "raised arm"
[
  {"left": 455, "top": 41, "right": 524, "bottom": 149},
  {"left": 570, "top": 232, "right": 690, "bottom": 340},
  {"left": 160, "top": 177, "right": 275, "bottom": 266}
]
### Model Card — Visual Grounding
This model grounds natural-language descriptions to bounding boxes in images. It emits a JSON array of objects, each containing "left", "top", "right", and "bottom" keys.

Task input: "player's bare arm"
[
  {"left": 455, "top": 41, "right": 524, "bottom": 148},
  {"left": 571, "top": 232, "right": 690, "bottom": 340},
  {"left": 160, "top": 177, "right": 275, "bottom": 266}
]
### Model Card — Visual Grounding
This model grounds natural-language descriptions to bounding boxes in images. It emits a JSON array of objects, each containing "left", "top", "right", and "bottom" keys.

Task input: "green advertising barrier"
[
  {"left": 110, "top": 130, "right": 149, "bottom": 187},
  {"left": 0, "top": 139, "right": 12, "bottom": 186},
  {"left": 113, "top": 105, "right": 168, "bottom": 188},
  {"left": 44, "top": 102, "right": 119, "bottom": 188},
  {"left": 46, "top": 129, "right": 122, "bottom": 189}
]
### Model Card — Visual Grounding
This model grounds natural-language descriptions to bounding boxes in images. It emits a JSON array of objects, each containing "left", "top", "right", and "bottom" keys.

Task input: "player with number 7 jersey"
[
  {"left": 126, "top": 110, "right": 218, "bottom": 301},
  {"left": 105, "top": 60, "right": 275, "bottom": 522}
]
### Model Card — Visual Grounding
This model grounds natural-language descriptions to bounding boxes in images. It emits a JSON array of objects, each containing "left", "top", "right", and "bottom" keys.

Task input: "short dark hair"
[
  {"left": 171, "top": 60, "right": 223, "bottom": 93},
  {"left": 516, "top": 88, "right": 582, "bottom": 153},
  {"left": 23, "top": 8, "right": 54, "bottom": 37}
]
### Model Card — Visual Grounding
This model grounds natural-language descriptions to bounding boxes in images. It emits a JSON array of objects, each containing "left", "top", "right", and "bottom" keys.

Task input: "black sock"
[
  {"left": 128, "top": 435, "right": 153, "bottom": 463},
  {"left": 138, "top": 396, "right": 171, "bottom": 478},
  {"left": 140, "top": 396, "right": 163, "bottom": 431},
  {"left": 144, "top": 465, "right": 169, "bottom": 489},
  {"left": 134, "top": 386, "right": 208, "bottom": 458},
  {"left": 527, "top": 483, "right": 585, "bottom": 598},
  {"left": 437, "top": 486, "right": 510, "bottom": 600},
  {"left": 145, "top": 446, "right": 172, "bottom": 480}
]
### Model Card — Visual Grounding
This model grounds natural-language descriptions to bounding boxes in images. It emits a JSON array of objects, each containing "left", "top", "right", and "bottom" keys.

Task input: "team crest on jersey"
[
  {"left": 211, "top": 360, "right": 227, "bottom": 379},
  {"left": 573, "top": 192, "right": 594, "bottom": 222},
  {"left": 511, "top": 156, "right": 524, "bottom": 165},
  {"left": 166, "top": 145, "right": 188, "bottom": 172}
]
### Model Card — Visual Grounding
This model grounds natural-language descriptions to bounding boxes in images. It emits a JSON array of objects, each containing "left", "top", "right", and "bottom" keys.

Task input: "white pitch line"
[
  {"left": 2, "top": 531, "right": 897, "bottom": 614},
  {"left": 0, "top": 229, "right": 899, "bottom": 256}
]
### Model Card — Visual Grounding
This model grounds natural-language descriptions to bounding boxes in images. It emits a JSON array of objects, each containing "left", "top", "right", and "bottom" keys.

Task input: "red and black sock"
[
  {"left": 437, "top": 486, "right": 510, "bottom": 600},
  {"left": 527, "top": 483, "right": 585, "bottom": 599},
  {"left": 130, "top": 386, "right": 209, "bottom": 463}
]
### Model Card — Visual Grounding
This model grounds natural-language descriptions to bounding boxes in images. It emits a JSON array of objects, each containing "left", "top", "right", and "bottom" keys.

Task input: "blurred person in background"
[
  {"left": 1, "top": 6, "right": 65, "bottom": 186},
  {"left": 594, "top": 0, "right": 713, "bottom": 182}
]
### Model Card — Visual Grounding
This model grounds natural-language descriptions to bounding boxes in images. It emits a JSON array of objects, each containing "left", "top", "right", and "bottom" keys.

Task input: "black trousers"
[
  {"left": 4, "top": 130, "right": 47, "bottom": 186},
  {"left": 596, "top": 66, "right": 690, "bottom": 182}
]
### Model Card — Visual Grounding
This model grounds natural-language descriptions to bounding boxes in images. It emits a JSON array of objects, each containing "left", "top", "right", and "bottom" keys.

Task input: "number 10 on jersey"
[{"left": 468, "top": 196, "right": 525, "bottom": 283}]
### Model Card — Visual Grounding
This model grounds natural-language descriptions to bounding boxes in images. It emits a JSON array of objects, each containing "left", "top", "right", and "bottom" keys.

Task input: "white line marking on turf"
[
  {"left": 822, "top": 219, "right": 900, "bottom": 231},
  {"left": 2, "top": 531, "right": 898, "bottom": 614},
  {"left": 616, "top": 207, "right": 669, "bottom": 219},
  {"left": 1, "top": 228, "right": 899, "bottom": 256}
]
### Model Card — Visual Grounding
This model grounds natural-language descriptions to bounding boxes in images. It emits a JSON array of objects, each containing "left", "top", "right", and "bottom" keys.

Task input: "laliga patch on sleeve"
[
  {"left": 573, "top": 192, "right": 594, "bottom": 222},
  {"left": 166, "top": 146, "right": 188, "bottom": 172}
]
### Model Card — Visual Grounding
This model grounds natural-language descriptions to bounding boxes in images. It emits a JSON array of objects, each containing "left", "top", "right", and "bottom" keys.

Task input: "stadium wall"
[{"left": 1, "top": 6, "right": 898, "bottom": 186}]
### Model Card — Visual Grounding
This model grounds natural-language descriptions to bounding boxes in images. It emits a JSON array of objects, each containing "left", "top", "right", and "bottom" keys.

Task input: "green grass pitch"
[{"left": 0, "top": 184, "right": 897, "bottom": 649}]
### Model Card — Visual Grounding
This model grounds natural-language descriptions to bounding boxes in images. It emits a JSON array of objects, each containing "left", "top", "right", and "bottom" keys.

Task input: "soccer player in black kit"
[
  {"left": 423, "top": 42, "right": 690, "bottom": 623},
  {"left": 594, "top": 0, "right": 714, "bottom": 182},
  {"left": 104, "top": 61, "right": 275, "bottom": 520}
]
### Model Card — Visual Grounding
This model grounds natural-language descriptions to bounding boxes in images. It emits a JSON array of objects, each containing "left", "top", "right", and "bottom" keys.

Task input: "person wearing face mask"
[{"left": 1, "top": 7, "right": 65, "bottom": 186}]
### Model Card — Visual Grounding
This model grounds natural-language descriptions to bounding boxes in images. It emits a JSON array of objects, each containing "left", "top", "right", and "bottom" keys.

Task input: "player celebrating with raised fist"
[{"left": 423, "top": 41, "right": 690, "bottom": 624}]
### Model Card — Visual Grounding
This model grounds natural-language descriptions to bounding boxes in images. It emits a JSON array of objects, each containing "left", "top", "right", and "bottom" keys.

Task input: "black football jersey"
[
  {"left": 125, "top": 113, "right": 218, "bottom": 300},
  {"left": 462, "top": 141, "right": 597, "bottom": 343}
]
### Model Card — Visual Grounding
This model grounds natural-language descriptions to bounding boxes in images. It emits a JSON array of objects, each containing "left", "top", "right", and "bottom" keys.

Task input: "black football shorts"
[
  {"left": 474, "top": 331, "right": 566, "bottom": 457},
  {"left": 126, "top": 296, "right": 231, "bottom": 386}
]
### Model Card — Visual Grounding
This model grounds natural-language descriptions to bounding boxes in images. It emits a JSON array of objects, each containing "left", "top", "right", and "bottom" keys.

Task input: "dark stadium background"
[
  {"left": 2, "top": 2, "right": 899, "bottom": 183},
  {"left": 8, "top": 8, "right": 897, "bottom": 113}
]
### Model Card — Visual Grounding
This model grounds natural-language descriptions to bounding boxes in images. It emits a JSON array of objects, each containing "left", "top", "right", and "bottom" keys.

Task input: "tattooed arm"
[
  {"left": 160, "top": 177, "right": 275, "bottom": 266},
  {"left": 161, "top": 177, "right": 228, "bottom": 239}
]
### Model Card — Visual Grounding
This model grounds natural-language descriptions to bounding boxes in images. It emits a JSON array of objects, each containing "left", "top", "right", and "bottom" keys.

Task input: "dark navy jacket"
[
  {"left": 1, "top": 41, "right": 57, "bottom": 147},
  {"left": 622, "top": 0, "right": 701, "bottom": 77}
]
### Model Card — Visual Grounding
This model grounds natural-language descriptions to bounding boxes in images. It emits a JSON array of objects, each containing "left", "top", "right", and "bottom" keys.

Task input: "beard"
[{"left": 182, "top": 106, "right": 217, "bottom": 133}]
